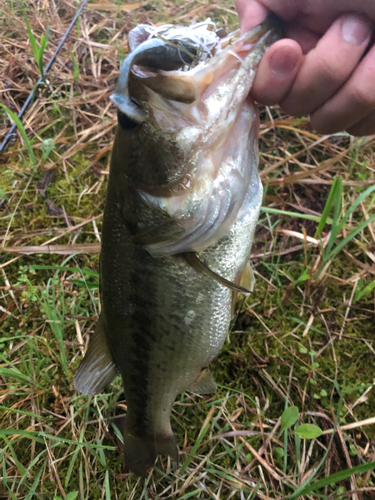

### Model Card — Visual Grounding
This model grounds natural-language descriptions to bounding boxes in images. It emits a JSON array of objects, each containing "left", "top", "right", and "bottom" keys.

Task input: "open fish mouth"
[
  {"left": 108, "top": 16, "right": 282, "bottom": 259},
  {"left": 111, "top": 16, "right": 282, "bottom": 124}
]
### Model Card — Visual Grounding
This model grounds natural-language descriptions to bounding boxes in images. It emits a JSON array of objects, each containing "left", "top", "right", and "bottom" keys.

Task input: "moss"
[{"left": 2, "top": 1, "right": 375, "bottom": 497}]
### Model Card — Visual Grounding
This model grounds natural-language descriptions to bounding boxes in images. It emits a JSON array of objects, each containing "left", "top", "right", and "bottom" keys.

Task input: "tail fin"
[{"left": 123, "top": 418, "right": 179, "bottom": 475}]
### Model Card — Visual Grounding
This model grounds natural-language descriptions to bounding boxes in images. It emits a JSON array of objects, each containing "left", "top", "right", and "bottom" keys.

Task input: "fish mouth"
[{"left": 111, "top": 16, "right": 282, "bottom": 123}]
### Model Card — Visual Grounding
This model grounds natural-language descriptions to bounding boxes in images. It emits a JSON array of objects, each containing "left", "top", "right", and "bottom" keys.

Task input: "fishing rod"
[{"left": 0, "top": 0, "right": 88, "bottom": 154}]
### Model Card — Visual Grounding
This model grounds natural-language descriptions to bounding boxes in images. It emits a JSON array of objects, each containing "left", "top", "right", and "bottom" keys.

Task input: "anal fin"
[
  {"left": 189, "top": 368, "right": 217, "bottom": 395},
  {"left": 74, "top": 314, "right": 118, "bottom": 395}
]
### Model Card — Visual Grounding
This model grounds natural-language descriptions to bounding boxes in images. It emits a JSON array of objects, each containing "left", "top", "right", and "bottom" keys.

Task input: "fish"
[{"left": 74, "top": 16, "right": 281, "bottom": 476}]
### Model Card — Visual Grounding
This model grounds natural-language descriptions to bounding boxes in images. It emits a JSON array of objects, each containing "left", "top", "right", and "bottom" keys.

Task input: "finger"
[
  {"left": 310, "top": 45, "right": 375, "bottom": 135},
  {"left": 280, "top": 13, "right": 372, "bottom": 117},
  {"left": 251, "top": 40, "right": 302, "bottom": 105},
  {"left": 346, "top": 109, "right": 375, "bottom": 137},
  {"left": 287, "top": 11, "right": 343, "bottom": 34},
  {"left": 254, "top": 0, "right": 375, "bottom": 24},
  {"left": 284, "top": 22, "right": 320, "bottom": 54},
  {"left": 243, "top": 0, "right": 302, "bottom": 21},
  {"left": 234, "top": 0, "right": 268, "bottom": 32}
]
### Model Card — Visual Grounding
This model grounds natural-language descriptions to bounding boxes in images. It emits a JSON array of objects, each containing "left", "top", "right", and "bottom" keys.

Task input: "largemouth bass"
[{"left": 75, "top": 17, "right": 281, "bottom": 475}]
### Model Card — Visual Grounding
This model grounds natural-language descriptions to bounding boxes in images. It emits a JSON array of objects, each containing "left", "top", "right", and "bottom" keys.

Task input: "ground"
[{"left": 1, "top": 1, "right": 375, "bottom": 499}]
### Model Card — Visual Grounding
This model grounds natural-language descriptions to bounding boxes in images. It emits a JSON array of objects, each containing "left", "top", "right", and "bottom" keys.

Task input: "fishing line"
[
  {"left": 0, "top": 0, "right": 88, "bottom": 154},
  {"left": 145, "top": 19, "right": 222, "bottom": 69}
]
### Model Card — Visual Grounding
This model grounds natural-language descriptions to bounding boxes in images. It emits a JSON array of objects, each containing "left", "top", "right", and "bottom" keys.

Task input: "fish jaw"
[
  {"left": 110, "top": 17, "right": 280, "bottom": 256},
  {"left": 112, "top": 16, "right": 281, "bottom": 127}
]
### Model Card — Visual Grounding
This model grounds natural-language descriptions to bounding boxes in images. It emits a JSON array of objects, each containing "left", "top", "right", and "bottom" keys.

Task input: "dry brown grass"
[{"left": 1, "top": 1, "right": 375, "bottom": 499}]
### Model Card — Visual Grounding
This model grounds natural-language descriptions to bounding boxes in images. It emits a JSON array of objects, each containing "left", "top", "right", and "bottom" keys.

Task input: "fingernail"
[
  {"left": 341, "top": 14, "right": 371, "bottom": 45},
  {"left": 270, "top": 46, "right": 298, "bottom": 77}
]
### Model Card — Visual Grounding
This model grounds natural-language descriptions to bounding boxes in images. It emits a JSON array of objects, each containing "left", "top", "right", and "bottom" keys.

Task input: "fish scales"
[{"left": 75, "top": 16, "right": 281, "bottom": 475}]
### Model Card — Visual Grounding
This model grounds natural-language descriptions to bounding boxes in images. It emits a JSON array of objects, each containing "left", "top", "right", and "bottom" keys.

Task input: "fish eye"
[{"left": 117, "top": 111, "right": 139, "bottom": 129}]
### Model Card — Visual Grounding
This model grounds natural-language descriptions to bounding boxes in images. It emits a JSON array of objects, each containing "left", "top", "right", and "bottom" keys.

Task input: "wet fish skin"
[
  {"left": 100, "top": 167, "right": 261, "bottom": 475},
  {"left": 75, "top": 17, "right": 281, "bottom": 476}
]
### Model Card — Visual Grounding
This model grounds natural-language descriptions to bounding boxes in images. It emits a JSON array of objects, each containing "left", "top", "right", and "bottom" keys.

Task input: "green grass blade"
[
  {"left": 24, "top": 466, "right": 43, "bottom": 500},
  {"left": 249, "top": 481, "right": 261, "bottom": 500},
  {"left": 0, "top": 188, "right": 9, "bottom": 201},
  {"left": 65, "top": 453, "right": 79, "bottom": 489},
  {"left": 65, "top": 427, "right": 85, "bottom": 488},
  {"left": 66, "top": 493, "right": 78, "bottom": 500},
  {"left": 288, "top": 317, "right": 325, "bottom": 335},
  {"left": 261, "top": 207, "right": 331, "bottom": 224},
  {"left": 0, "top": 405, "right": 48, "bottom": 420},
  {"left": 16, "top": 450, "right": 48, "bottom": 492},
  {"left": 2, "top": 454, "right": 7, "bottom": 487},
  {"left": 179, "top": 488, "right": 204, "bottom": 499},
  {"left": 335, "top": 184, "right": 375, "bottom": 236},
  {"left": 355, "top": 280, "right": 375, "bottom": 303},
  {"left": 32, "top": 264, "right": 99, "bottom": 277},
  {"left": 71, "top": 51, "right": 79, "bottom": 83},
  {"left": 324, "top": 177, "right": 343, "bottom": 257},
  {"left": 0, "top": 104, "right": 36, "bottom": 164},
  {"left": 297, "top": 460, "right": 375, "bottom": 496},
  {"left": 39, "top": 277, "right": 68, "bottom": 376},
  {"left": 329, "top": 214, "right": 375, "bottom": 258},
  {"left": 97, "top": 438, "right": 107, "bottom": 467},
  {"left": 24, "top": 14, "right": 39, "bottom": 62},
  {"left": 322, "top": 181, "right": 375, "bottom": 263},
  {"left": 0, "top": 429, "right": 45, "bottom": 445},
  {"left": 314, "top": 176, "right": 341, "bottom": 239},
  {"left": 179, "top": 410, "right": 213, "bottom": 475},
  {"left": 206, "top": 466, "right": 249, "bottom": 487},
  {"left": 71, "top": 279, "right": 99, "bottom": 289},
  {"left": 289, "top": 391, "right": 344, "bottom": 499},
  {"left": 0, "top": 366, "right": 31, "bottom": 385},
  {"left": 6, "top": 490, "right": 17, "bottom": 500},
  {"left": 217, "top": 384, "right": 263, "bottom": 415},
  {"left": 105, "top": 470, "right": 111, "bottom": 500},
  {"left": 0, "top": 429, "right": 116, "bottom": 450},
  {"left": 38, "top": 33, "right": 48, "bottom": 77},
  {"left": 2, "top": 436, "right": 27, "bottom": 476},
  {"left": 111, "top": 422, "right": 124, "bottom": 444}
]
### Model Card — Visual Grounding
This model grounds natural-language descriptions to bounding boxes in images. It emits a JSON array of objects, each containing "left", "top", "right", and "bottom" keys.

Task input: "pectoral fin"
[
  {"left": 74, "top": 314, "right": 118, "bottom": 395},
  {"left": 240, "top": 261, "right": 255, "bottom": 292},
  {"left": 189, "top": 368, "right": 217, "bottom": 395},
  {"left": 183, "top": 252, "right": 251, "bottom": 294},
  {"left": 231, "top": 261, "right": 256, "bottom": 316}
]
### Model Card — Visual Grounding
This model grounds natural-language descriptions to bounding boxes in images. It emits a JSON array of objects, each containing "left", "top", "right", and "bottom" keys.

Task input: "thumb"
[{"left": 235, "top": 0, "right": 269, "bottom": 32}]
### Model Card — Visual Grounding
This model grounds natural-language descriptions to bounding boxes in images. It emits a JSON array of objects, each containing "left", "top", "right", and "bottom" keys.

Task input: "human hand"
[{"left": 235, "top": 0, "right": 375, "bottom": 136}]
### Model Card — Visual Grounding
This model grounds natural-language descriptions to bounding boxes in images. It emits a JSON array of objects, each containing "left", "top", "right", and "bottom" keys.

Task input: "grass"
[
  {"left": 0, "top": 104, "right": 36, "bottom": 165},
  {"left": 24, "top": 13, "right": 49, "bottom": 82},
  {"left": 1, "top": 0, "right": 375, "bottom": 499}
]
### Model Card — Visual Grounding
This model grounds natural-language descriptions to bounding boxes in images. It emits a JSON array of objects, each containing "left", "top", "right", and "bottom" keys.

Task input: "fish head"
[{"left": 110, "top": 17, "right": 282, "bottom": 254}]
